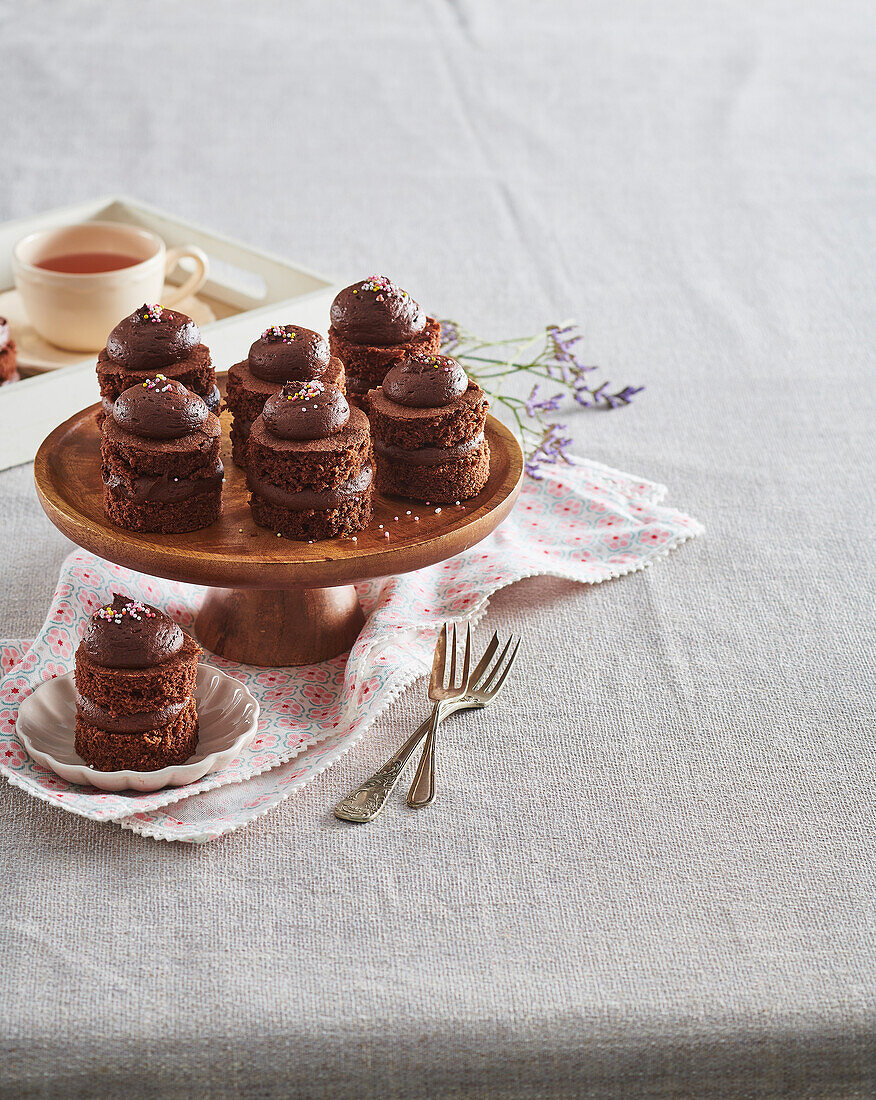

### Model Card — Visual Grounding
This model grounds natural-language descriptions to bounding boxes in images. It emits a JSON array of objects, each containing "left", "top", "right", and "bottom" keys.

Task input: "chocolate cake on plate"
[
  {"left": 247, "top": 379, "right": 373, "bottom": 540},
  {"left": 74, "top": 594, "right": 200, "bottom": 771},
  {"left": 328, "top": 275, "right": 440, "bottom": 403},
  {"left": 0, "top": 316, "right": 18, "bottom": 385},
  {"left": 96, "top": 304, "right": 219, "bottom": 422},
  {"left": 226, "top": 323, "right": 344, "bottom": 468},
  {"left": 102, "top": 375, "right": 223, "bottom": 533},
  {"left": 366, "top": 353, "right": 490, "bottom": 503}
]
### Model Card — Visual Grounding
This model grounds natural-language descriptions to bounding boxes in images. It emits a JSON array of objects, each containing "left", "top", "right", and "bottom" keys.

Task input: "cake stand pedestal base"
[{"left": 195, "top": 585, "right": 365, "bottom": 667}]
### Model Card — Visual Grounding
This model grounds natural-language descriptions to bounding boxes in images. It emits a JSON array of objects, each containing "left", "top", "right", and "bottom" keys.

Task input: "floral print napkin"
[{"left": 0, "top": 457, "right": 703, "bottom": 841}]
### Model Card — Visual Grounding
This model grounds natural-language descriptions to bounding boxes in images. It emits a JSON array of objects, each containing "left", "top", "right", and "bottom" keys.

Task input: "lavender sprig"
[
  {"left": 524, "top": 424, "right": 575, "bottom": 480},
  {"left": 439, "top": 319, "right": 643, "bottom": 478}
]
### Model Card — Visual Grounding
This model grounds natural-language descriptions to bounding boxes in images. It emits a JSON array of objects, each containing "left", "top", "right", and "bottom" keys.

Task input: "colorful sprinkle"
[
  {"left": 262, "top": 324, "right": 296, "bottom": 343},
  {"left": 282, "top": 379, "right": 325, "bottom": 402},
  {"left": 141, "top": 374, "right": 172, "bottom": 392},
  {"left": 137, "top": 304, "right": 163, "bottom": 323},
  {"left": 95, "top": 599, "right": 156, "bottom": 624},
  {"left": 359, "top": 274, "right": 406, "bottom": 298}
]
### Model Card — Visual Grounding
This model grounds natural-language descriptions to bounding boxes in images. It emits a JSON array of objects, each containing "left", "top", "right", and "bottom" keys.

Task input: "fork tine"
[
  {"left": 481, "top": 637, "right": 521, "bottom": 698},
  {"left": 460, "top": 622, "right": 472, "bottom": 690},
  {"left": 448, "top": 623, "right": 457, "bottom": 690},
  {"left": 468, "top": 632, "right": 500, "bottom": 691},
  {"left": 479, "top": 636, "right": 516, "bottom": 693},
  {"left": 430, "top": 623, "right": 448, "bottom": 693}
]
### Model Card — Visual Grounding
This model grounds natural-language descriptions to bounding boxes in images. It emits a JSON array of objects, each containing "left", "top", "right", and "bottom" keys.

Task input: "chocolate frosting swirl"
[
  {"left": 262, "top": 380, "right": 350, "bottom": 440},
  {"left": 248, "top": 466, "right": 372, "bottom": 510},
  {"left": 112, "top": 377, "right": 209, "bottom": 439},
  {"left": 104, "top": 464, "right": 223, "bottom": 504},
  {"left": 330, "top": 275, "right": 426, "bottom": 346},
  {"left": 80, "top": 594, "right": 184, "bottom": 669},
  {"left": 106, "top": 305, "right": 200, "bottom": 369},
  {"left": 248, "top": 324, "right": 331, "bottom": 383},
  {"left": 382, "top": 354, "right": 469, "bottom": 408},
  {"left": 0, "top": 316, "right": 9, "bottom": 349}
]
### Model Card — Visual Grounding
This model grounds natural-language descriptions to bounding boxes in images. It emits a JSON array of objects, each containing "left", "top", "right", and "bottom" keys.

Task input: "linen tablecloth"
[{"left": 1, "top": 2, "right": 873, "bottom": 1098}]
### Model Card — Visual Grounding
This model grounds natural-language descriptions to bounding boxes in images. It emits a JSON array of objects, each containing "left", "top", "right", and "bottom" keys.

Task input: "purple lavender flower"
[
  {"left": 525, "top": 422, "right": 574, "bottom": 479},
  {"left": 546, "top": 324, "right": 598, "bottom": 380},
  {"left": 524, "top": 384, "right": 565, "bottom": 417},
  {"left": 575, "top": 379, "right": 645, "bottom": 409},
  {"left": 439, "top": 319, "right": 462, "bottom": 353},
  {"left": 607, "top": 385, "right": 645, "bottom": 407}
]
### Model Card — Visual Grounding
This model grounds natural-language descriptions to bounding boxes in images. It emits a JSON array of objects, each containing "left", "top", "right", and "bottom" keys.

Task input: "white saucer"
[
  {"left": 0, "top": 287, "right": 216, "bottom": 373},
  {"left": 16, "top": 664, "right": 259, "bottom": 792}
]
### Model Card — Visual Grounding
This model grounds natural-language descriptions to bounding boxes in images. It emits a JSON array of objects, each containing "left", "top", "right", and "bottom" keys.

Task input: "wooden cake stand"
[{"left": 33, "top": 392, "right": 523, "bottom": 667}]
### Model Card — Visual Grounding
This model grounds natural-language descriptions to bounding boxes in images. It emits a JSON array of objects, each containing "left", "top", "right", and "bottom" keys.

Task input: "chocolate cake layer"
[
  {"left": 0, "top": 340, "right": 17, "bottom": 384},
  {"left": 104, "top": 482, "right": 222, "bottom": 533},
  {"left": 75, "top": 697, "right": 199, "bottom": 772},
  {"left": 101, "top": 411, "right": 221, "bottom": 477},
  {"left": 74, "top": 633, "right": 200, "bottom": 715},
  {"left": 365, "top": 380, "right": 489, "bottom": 449},
  {"left": 96, "top": 344, "right": 216, "bottom": 412},
  {"left": 230, "top": 420, "right": 254, "bottom": 468},
  {"left": 250, "top": 484, "right": 374, "bottom": 541},
  {"left": 247, "top": 405, "right": 372, "bottom": 493},
  {"left": 328, "top": 317, "right": 441, "bottom": 396},
  {"left": 377, "top": 439, "right": 491, "bottom": 503}
]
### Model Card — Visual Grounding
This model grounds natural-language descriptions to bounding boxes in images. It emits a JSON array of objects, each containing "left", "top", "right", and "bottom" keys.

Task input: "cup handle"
[{"left": 162, "top": 245, "right": 209, "bottom": 307}]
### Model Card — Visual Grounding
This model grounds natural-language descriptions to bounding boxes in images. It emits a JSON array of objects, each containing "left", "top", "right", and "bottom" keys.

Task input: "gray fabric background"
[{"left": 1, "top": 1, "right": 874, "bottom": 1097}]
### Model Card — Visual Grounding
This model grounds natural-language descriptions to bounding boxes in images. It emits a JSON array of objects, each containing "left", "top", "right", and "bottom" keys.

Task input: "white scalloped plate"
[{"left": 16, "top": 664, "right": 259, "bottom": 792}]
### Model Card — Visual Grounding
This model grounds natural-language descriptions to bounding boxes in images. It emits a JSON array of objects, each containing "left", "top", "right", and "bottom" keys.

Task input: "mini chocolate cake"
[
  {"left": 247, "top": 379, "right": 373, "bottom": 540},
  {"left": 328, "top": 275, "right": 441, "bottom": 402},
  {"left": 226, "top": 323, "right": 345, "bottom": 468},
  {"left": 74, "top": 594, "right": 200, "bottom": 771},
  {"left": 0, "top": 316, "right": 18, "bottom": 385},
  {"left": 96, "top": 304, "right": 219, "bottom": 422},
  {"left": 102, "top": 375, "right": 223, "bottom": 533},
  {"left": 366, "top": 354, "right": 491, "bottom": 503}
]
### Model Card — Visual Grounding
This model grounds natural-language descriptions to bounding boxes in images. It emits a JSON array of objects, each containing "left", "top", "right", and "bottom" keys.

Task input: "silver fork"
[
  {"left": 406, "top": 630, "right": 521, "bottom": 808},
  {"left": 404, "top": 623, "right": 471, "bottom": 808},
  {"left": 333, "top": 622, "right": 472, "bottom": 823}
]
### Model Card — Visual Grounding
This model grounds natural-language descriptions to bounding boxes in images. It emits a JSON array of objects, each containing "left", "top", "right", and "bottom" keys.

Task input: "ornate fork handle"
[{"left": 334, "top": 709, "right": 439, "bottom": 822}]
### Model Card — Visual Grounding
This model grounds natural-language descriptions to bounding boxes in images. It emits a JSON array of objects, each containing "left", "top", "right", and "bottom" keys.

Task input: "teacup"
[{"left": 12, "top": 222, "right": 209, "bottom": 352}]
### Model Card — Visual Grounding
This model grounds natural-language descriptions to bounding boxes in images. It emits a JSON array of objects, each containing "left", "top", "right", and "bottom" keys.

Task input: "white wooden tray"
[{"left": 0, "top": 195, "right": 340, "bottom": 470}]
